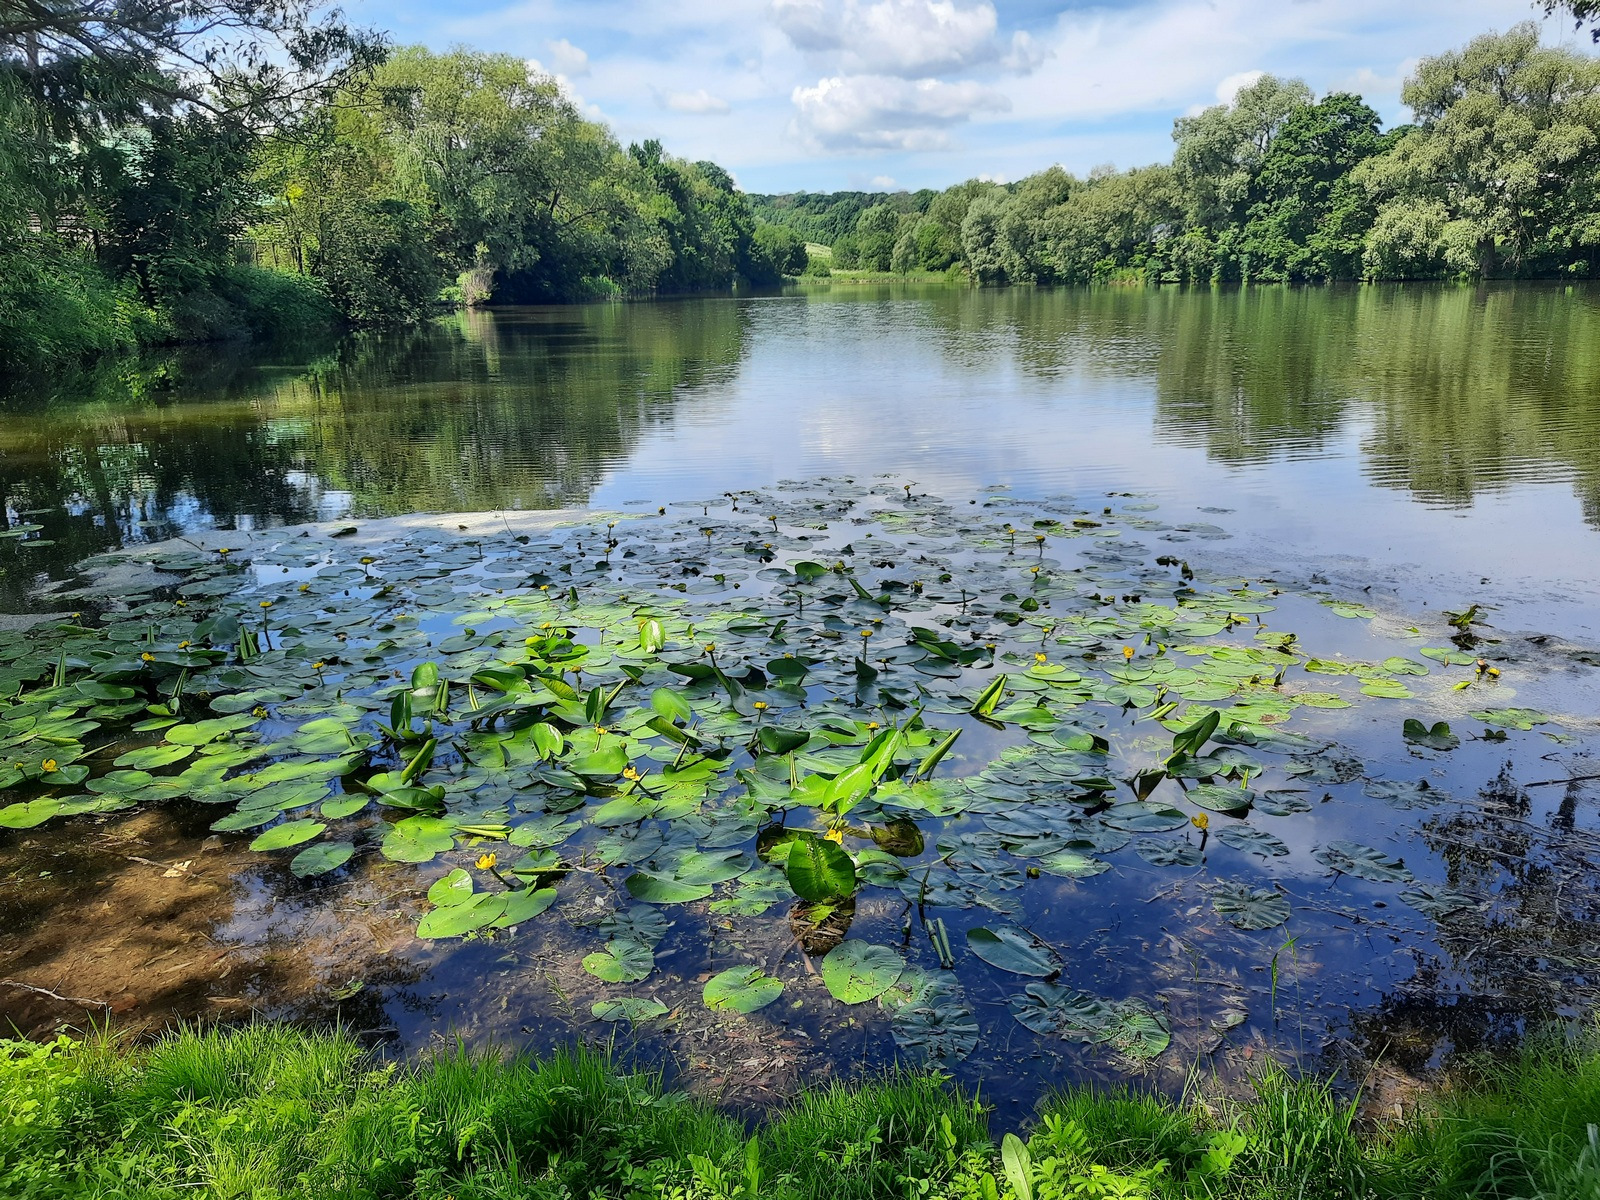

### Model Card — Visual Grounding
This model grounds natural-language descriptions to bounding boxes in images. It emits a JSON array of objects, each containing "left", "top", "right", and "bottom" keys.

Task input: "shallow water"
[{"left": 2, "top": 284, "right": 1600, "bottom": 1108}]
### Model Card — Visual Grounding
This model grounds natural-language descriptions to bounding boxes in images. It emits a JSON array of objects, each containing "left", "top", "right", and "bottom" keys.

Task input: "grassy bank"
[{"left": 3, "top": 1024, "right": 1600, "bottom": 1199}]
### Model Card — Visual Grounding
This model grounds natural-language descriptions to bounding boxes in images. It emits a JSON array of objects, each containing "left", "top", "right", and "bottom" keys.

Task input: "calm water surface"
[
  {"left": 3, "top": 283, "right": 1600, "bottom": 1106},
  {"left": 5, "top": 283, "right": 1600, "bottom": 636}
]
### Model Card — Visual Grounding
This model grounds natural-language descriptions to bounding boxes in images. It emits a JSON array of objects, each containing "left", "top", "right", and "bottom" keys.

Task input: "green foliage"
[
  {"left": 5, "top": 1023, "right": 1600, "bottom": 1199},
  {"left": 757, "top": 25, "right": 1600, "bottom": 289},
  {"left": 1386, "top": 1025, "right": 1600, "bottom": 1199},
  {"left": 1356, "top": 24, "right": 1600, "bottom": 280}
]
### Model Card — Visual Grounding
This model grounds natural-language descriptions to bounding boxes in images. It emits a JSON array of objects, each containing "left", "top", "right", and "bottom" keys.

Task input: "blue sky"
[{"left": 348, "top": 0, "right": 1584, "bottom": 193}]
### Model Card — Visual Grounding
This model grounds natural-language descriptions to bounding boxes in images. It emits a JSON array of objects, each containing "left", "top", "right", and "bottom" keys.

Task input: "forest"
[
  {"left": 754, "top": 24, "right": 1600, "bottom": 287},
  {"left": 0, "top": 1, "right": 807, "bottom": 371},
  {"left": 4, "top": 5, "right": 1600, "bottom": 374}
]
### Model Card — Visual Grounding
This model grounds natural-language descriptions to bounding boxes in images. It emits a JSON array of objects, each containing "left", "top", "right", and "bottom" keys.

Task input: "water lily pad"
[
  {"left": 1008, "top": 982, "right": 1170, "bottom": 1059},
  {"left": 381, "top": 816, "right": 456, "bottom": 863},
  {"left": 785, "top": 833, "right": 857, "bottom": 903},
  {"left": 1313, "top": 840, "right": 1412, "bottom": 883},
  {"left": 821, "top": 940, "right": 904, "bottom": 1003},
  {"left": 1213, "top": 825, "right": 1289, "bottom": 858},
  {"left": 1401, "top": 885, "right": 1478, "bottom": 919},
  {"left": 1210, "top": 882, "right": 1290, "bottom": 930},
  {"left": 624, "top": 867, "right": 713, "bottom": 903},
  {"left": 290, "top": 841, "right": 355, "bottom": 877},
  {"left": 1363, "top": 779, "right": 1448, "bottom": 810},
  {"left": 1103, "top": 802, "right": 1190, "bottom": 832},
  {"left": 1135, "top": 839, "right": 1201, "bottom": 867},
  {"left": 1189, "top": 784, "right": 1254, "bottom": 815},
  {"left": 249, "top": 819, "right": 326, "bottom": 852},
  {"left": 966, "top": 925, "right": 1060, "bottom": 977},
  {"left": 703, "top": 966, "right": 784, "bottom": 1013},
  {"left": 592, "top": 997, "right": 670, "bottom": 1023},
  {"left": 494, "top": 886, "right": 557, "bottom": 926},
  {"left": 113, "top": 743, "right": 195, "bottom": 770},
  {"left": 1470, "top": 707, "right": 1548, "bottom": 731},
  {"left": 583, "top": 939, "right": 655, "bottom": 983},
  {"left": 1402, "top": 719, "right": 1460, "bottom": 751},
  {"left": 416, "top": 891, "right": 507, "bottom": 938},
  {"left": 1036, "top": 850, "right": 1110, "bottom": 878}
]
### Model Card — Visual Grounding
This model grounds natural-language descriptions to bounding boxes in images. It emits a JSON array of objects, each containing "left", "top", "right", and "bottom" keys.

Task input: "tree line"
[
  {"left": 5, "top": 5, "right": 1600, "bottom": 376},
  {"left": 0, "top": 1, "right": 806, "bottom": 372},
  {"left": 754, "top": 24, "right": 1600, "bottom": 286}
]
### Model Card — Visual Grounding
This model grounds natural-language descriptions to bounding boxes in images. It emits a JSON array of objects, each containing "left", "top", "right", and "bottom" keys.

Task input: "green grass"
[{"left": 3, "top": 1022, "right": 1600, "bottom": 1198}]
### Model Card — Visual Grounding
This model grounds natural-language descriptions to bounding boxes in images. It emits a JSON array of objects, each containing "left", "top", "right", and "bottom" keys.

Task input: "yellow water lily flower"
[
  {"left": 752, "top": 700, "right": 768, "bottom": 711},
  {"left": 259, "top": 600, "right": 272, "bottom": 609},
  {"left": 141, "top": 652, "right": 155, "bottom": 662},
  {"left": 1192, "top": 812, "right": 1209, "bottom": 831},
  {"left": 1123, "top": 645, "right": 1136, "bottom": 660},
  {"left": 823, "top": 827, "right": 845, "bottom": 844},
  {"left": 476, "top": 852, "right": 498, "bottom": 871},
  {"left": 41, "top": 759, "right": 57, "bottom": 773},
  {"left": 1035, "top": 653, "right": 1047, "bottom": 664}
]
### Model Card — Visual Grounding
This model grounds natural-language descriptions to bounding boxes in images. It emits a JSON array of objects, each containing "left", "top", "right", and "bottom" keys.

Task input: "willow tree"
[{"left": 1357, "top": 24, "right": 1600, "bottom": 278}]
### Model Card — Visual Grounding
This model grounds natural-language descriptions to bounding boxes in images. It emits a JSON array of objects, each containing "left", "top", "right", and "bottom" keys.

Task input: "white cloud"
[
  {"left": 1215, "top": 69, "right": 1265, "bottom": 104},
  {"left": 1333, "top": 58, "right": 1421, "bottom": 106},
  {"left": 661, "top": 88, "right": 733, "bottom": 114},
  {"left": 790, "top": 73, "right": 1010, "bottom": 151},
  {"left": 1001, "top": 31, "right": 1050, "bottom": 73},
  {"left": 525, "top": 59, "right": 603, "bottom": 118},
  {"left": 773, "top": 0, "right": 1028, "bottom": 77},
  {"left": 869, "top": 173, "right": 897, "bottom": 187},
  {"left": 545, "top": 38, "right": 590, "bottom": 77}
]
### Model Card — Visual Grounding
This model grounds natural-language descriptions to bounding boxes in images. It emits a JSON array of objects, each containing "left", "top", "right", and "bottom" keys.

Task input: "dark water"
[{"left": 3, "top": 283, "right": 1600, "bottom": 1107}]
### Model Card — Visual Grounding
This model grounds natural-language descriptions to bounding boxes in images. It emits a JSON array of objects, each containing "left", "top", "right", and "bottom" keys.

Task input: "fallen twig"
[{"left": 0, "top": 979, "right": 111, "bottom": 1011}]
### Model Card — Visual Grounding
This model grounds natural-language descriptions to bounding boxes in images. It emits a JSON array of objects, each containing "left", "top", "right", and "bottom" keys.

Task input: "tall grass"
[{"left": 4, "top": 1022, "right": 1600, "bottom": 1198}]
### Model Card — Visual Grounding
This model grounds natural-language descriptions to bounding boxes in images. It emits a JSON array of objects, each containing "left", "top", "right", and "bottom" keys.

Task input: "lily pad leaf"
[
  {"left": 1363, "top": 779, "right": 1448, "bottom": 810},
  {"left": 821, "top": 940, "right": 905, "bottom": 1004},
  {"left": 1213, "top": 825, "right": 1289, "bottom": 858},
  {"left": 1103, "top": 802, "right": 1190, "bottom": 832},
  {"left": 1210, "top": 882, "right": 1291, "bottom": 930},
  {"left": 1135, "top": 839, "right": 1201, "bottom": 867},
  {"left": 966, "top": 925, "right": 1060, "bottom": 977},
  {"left": 785, "top": 833, "right": 857, "bottom": 903},
  {"left": 1189, "top": 784, "right": 1254, "bottom": 815},
  {"left": 584, "top": 940, "right": 655, "bottom": 983},
  {"left": 1469, "top": 707, "right": 1548, "bottom": 731},
  {"left": 1400, "top": 886, "right": 1479, "bottom": 919},
  {"left": 703, "top": 966, "right": 784, "bottom": 1013},
  {"left": 249, "top": 819, "right": 326, "bottom": 852},
  {"left": 1036, "top": 850, "right": 1110, "bottom": 878},
  {"left": 625, "top": 871, "right": 713, "bottom": 904},
  {"left": 1402, "top": 719, "right": 1460, "bottom": 751},
  {"left": 416, "top": 891, "right": 507, "bottom": 938},
  {"left": 427, "top": 868, "right": 475, "bottom": 907},
  {"left": 381, "top": 816, "right": 456, "bottom": 864},
  {"left": 113, "top": 743, "right": 194, "bottom": 770},
  {"left": 290, "top": 841, "right": 354, "bottom": 877},
  {"left": 493, "top": 886, "right": 557, "bottom": 927},
  {"left": 1312, "top": 840, "right": 1412, "bottom": 883},
  {"left": 592, "top": 997, "right": 670, "bottom": 1023}
]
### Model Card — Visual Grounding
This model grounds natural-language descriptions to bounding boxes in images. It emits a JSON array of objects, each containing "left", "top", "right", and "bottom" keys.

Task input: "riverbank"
[{"left": 3, "top": 1021, "right": 1598, "bottom": 1199}]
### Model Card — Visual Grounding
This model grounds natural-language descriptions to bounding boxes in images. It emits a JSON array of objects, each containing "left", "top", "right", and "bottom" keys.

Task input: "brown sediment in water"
[{"left": 0, "top": 807, "right": 419, "bottom": 1041}]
